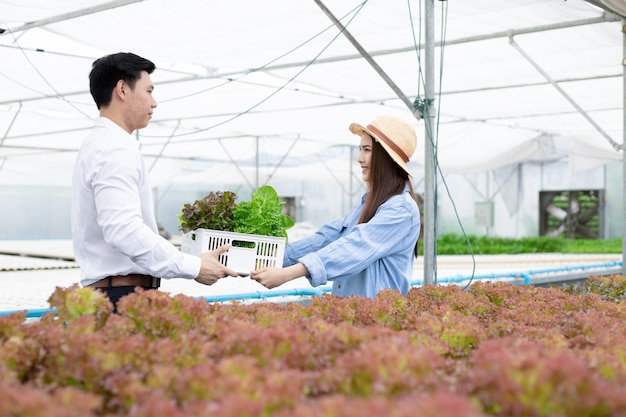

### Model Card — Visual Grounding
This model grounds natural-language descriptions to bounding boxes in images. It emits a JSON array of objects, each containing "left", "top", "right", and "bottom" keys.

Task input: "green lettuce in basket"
[
  {"left": 178, "top": 186, "right": 294, "bottom": 241},
  {"left": 233, "top": 185, "right": 294, "bottom": 240}
]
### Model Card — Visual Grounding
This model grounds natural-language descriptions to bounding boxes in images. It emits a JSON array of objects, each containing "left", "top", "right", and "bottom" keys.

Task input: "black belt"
[{"left": 87, "top": 274, "right": 161, "bottom": 289}]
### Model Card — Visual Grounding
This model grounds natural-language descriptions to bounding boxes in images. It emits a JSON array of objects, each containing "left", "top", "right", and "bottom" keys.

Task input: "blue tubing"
[
  {"left": 1, "top": 260, "right": 621, "bottom": 319},
  {"left": 198, "top": 286, "right": 331, "bottom": 303},
  {"left": 0, "top": 307, "right": 56, "bottom": 318}
]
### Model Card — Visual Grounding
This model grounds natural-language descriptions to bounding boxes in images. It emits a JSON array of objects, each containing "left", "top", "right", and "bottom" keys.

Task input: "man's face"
[{"left": 124, "top": 70, "right": 157, "bottom": 131}]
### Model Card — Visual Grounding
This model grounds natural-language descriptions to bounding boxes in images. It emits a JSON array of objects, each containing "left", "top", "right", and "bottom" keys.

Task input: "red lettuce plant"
[
  {"left": 178, "top": 191, "right": 237, "bottom": 234},
  {"left": 1, "top": 276, "right": 626, "bottom": 416}
]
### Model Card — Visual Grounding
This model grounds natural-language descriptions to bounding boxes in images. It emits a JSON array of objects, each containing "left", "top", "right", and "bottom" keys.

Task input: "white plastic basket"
[{"left": 181, "top": 229, "right": 286, "bottom": 275}]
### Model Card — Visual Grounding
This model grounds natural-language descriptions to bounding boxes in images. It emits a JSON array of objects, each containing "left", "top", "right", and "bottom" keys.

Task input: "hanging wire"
[
  {"left": 3, "top": 27, "right": 92, "bottom": 119},
  {"left": 2, "top": 2, "right": 373, "bottom": 186},
  {"left": 156, "top": 2, "right": 370, "bottom": 106},
  {"left": 407, "top": 0, "right": 424, "bottom": 102},
  {"left": 434, "top": 1, "right": 476, "bottom": 288},
  {"left": 146, "top": 1, "right": 371, "bottom": 138},
  {"left": 4, "top": 2, "right": 370, "bottom": 138}
]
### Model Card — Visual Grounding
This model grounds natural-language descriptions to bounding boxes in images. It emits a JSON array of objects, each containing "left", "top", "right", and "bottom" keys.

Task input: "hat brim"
[{"left": 349, "top": 122, "right": 411, "bottom": 176}]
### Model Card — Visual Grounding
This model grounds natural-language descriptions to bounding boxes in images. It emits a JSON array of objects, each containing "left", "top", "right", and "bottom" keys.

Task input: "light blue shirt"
[{"left": 284, "top": 184, "right": 420, "bottom": 298}]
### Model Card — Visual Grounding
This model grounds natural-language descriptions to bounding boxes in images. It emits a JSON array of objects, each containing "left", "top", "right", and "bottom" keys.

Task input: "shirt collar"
[{"left": 94, "top": 117, "right": 142, "bottom": 150}]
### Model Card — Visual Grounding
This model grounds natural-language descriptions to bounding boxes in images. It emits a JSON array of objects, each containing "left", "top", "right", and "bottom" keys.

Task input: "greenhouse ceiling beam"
[
  {"left": 312, "top": 0, "right": 419, "bottom": 118},
  {"left": 0, "top": 91, "right": 619, "bottom": 147},
  {"left": 1, "top": 68, "right": 621, "bottom": 111},
  {"left": 148, "top": 120, "right": 180, "bottom": 173},
  {"left": 0, "top": 13, "right": 617, "bottom": 99},
  {"left": 162, "top": 14, "right": 620, "bottom": 83},
  {"left": 585, "top": 0, "right": 626, "bottom": 19},
  {"left": 261, "top": 135, "right": 301, "bottom": 187},
  {"left": 1, "top": 102, "right": 21, "bottom": 148},
  {"left": 0, "top": 102, "right": 22, "bottom": 177},
  {"left": 1, "top": 14, "right": 619, "bottom": 106},
  {"left": 4, "top": 99, "right": 618, "bottom": 155},
  {"left": 315, "top": 147, "right": 364, "bottom": 209},
  {"left": 509, "top": 36, "right": 621, "bottom": 152},
  {"left": 0, "top": 0, "right": 145, "bottom": 35},
  {"left": 215, "top": 135, "right": 300, "bottom": 190}
]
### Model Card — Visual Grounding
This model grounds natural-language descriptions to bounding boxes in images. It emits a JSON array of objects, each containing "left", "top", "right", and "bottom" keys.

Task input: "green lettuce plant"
[{"left": 233, "top": 185, "right": 295, "bottom": 239}]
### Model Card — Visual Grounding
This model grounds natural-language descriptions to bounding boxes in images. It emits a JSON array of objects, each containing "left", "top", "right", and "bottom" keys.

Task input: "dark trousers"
[{"left": 98, "top": 286, "right": 153, "bottom": 313}]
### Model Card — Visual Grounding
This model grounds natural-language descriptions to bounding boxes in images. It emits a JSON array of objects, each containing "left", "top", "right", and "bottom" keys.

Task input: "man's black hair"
[{"left": 89, "top": 52, "right": 155, "bottom": 109}]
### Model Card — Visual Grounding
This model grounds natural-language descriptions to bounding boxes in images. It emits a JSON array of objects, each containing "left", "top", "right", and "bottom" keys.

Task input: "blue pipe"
[
  {"left": 0, "top": 307, "right": 56, "bottom": 318},
  {"left": 411, "top": 271, "right": 528, "bottom": 286},
  {"left": 1, "top": 260, "right": 621, "bottom": 318},
  {"left": 199, "top": 286, "right": 331, "bottom": 303}
]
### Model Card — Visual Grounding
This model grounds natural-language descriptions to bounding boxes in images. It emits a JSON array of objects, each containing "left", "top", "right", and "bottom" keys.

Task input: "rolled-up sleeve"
[{"left": 298, "top": 197, "right": 417, "bottom": 287}]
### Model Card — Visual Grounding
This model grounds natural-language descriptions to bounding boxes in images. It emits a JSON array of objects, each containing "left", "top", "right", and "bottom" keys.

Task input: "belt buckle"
[{"left": 151, "top": 277, "right": 161, "bottom": 288}]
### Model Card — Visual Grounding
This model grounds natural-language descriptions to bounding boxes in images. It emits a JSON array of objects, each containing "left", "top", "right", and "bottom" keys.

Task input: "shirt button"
[{"left": 338, "top": 284, "right": 341, "bottom": 288}]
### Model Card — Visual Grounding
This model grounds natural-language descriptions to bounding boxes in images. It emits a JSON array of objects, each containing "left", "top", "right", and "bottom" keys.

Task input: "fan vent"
[{"left": 539, "top": 190, "right": 604, "bottom": 239}]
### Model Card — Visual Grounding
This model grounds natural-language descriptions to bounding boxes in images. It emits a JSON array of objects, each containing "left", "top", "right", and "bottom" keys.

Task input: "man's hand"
[{"left": 195, "top": 244, "right": 238, "bottom": 285}]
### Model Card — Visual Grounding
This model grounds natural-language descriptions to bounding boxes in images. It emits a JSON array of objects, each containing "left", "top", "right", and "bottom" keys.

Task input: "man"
[{"left": 71, "top": 52, "right": 237, "bottom": 308}]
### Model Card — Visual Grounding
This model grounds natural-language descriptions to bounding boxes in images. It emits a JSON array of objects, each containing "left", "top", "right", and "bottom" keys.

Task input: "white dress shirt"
[{"left": 71, "top": 117, "right": 200, "bottom": 286}]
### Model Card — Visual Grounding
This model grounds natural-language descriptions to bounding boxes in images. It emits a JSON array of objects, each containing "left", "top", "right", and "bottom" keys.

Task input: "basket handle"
[{"left": 231, "top": 239, "right": 257, "bottom": 250}]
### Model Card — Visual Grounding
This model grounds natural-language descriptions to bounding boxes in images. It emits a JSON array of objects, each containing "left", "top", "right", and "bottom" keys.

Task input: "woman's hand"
[{"left": 250, "top": 263, "right": 308, "bottom": 289}]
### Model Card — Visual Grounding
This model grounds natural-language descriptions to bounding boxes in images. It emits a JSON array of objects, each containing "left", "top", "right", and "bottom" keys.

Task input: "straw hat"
[{"left": 349, "top": 115, "right": 417, "bottom": 175}]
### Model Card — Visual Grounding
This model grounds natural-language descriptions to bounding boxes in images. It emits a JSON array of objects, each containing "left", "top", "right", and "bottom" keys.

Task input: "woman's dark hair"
[
  {"left": 358, "top": 137, "right": 420, "bottom": 255},
  {"left": 358, "top": 138, "right": 416, "bottom": 223},
  {"left": 89, "top": 52, "right": 156, "bottom": 109}
]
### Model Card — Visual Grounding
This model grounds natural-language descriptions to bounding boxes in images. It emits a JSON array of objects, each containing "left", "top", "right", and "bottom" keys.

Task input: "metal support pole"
[
  {"left": 422, "top": 0, "right": 436, "bottom": 285},
  {"left": 312, "top": 0, "right": 436, "bottom": 284},
  {"left": 256, "top": 136, "right": 260, "bottom": 190},
  {"left": 622, "top": 19, "right": 626, "bottom": 276}
]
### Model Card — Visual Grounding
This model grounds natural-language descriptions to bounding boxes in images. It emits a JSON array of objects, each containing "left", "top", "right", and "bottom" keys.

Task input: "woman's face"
[{"left": 357, "top": 133, "right": 373, "bottom": 183}]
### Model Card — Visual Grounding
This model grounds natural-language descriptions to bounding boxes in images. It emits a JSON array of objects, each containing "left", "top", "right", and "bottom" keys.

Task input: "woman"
[{"left": 251, "top": 115, "right": 421, "bottom": 298}]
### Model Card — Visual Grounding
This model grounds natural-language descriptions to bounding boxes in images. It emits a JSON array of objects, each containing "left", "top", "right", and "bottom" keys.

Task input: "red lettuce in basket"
[{"left": 178, "top": 191, "right": 237, "bottom": 234}]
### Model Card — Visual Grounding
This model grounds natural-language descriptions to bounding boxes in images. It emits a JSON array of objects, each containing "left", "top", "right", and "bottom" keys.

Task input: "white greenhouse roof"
[{"left": 1, "top": 0, "right": 624, "bottom": 189}]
